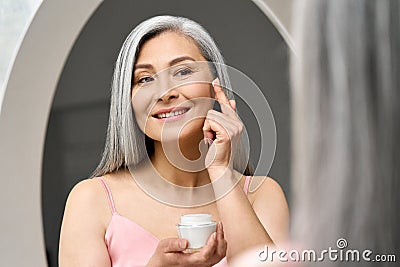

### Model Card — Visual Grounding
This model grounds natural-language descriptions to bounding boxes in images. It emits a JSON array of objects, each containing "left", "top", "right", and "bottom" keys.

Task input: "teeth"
[{"left": 157, "top": 109, "right": 188, "bottom": 119}]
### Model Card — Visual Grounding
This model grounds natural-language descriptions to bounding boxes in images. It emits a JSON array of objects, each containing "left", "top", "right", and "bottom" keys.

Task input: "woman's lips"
[{"left": 152, "top": 108, "right": 191, "bottom": 122}]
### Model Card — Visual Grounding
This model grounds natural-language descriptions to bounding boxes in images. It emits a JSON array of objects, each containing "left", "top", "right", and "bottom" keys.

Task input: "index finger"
[{"left": 212, "top": 78, "right": 236, "bottom": 115}]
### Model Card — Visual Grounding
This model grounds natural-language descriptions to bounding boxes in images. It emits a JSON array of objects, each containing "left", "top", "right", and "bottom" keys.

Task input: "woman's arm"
[
  {"left": 59, "top": 179, "right": 111, "bottom": 267},
  {"left": 208, "top": 169, "right": 289, "bottom": 262},
  {"left": 251, "top": 176, "right": 290, "bottom": 244},
  {"left": 204, "top": 79, "right": 289, "bottom": 261}
]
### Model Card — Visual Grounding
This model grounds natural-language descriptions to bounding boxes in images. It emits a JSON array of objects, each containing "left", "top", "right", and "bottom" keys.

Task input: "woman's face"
[{"left": 131, "top": 31, "right": 215, "bottom": 143}]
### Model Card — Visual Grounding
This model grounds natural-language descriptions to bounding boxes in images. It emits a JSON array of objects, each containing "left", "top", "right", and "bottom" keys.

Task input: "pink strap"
[
  {"left": 243, "top": 175, "right": 251, "bottom": 195},
  {"left": 97, "top": 177, "right": 117, "bottom": 214}
]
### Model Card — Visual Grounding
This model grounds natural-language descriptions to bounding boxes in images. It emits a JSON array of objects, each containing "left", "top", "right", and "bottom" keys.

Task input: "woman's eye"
[
  {"left": 175, "top": 68, "right": 193, "bottom": 77},
  {"left": 137, "top": 76, "right": 154, "bottom": 84}
]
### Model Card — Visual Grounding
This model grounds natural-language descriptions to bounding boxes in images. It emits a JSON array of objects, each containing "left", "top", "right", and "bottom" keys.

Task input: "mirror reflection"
[{"left": 42, "top": 1, "right": 291, "bottom": 266}]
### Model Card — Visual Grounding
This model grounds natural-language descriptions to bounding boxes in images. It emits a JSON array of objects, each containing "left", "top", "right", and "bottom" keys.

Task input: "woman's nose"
[{"left": 159, "top": 87, "right": 179, "bottom": 102}]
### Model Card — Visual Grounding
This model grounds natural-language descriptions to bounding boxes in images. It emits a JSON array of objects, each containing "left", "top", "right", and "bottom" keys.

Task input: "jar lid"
[{"left": 180, "top": 214, "right": 212, "bottom": 225}]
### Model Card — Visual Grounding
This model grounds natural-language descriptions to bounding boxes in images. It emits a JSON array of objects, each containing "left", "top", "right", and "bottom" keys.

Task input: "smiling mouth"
[{"left": 152, "top": 108, "right": 190, "bottom": 119}]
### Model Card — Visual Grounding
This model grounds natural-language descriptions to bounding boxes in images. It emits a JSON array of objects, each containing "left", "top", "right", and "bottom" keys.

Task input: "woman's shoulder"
[
  {"left": 244, "top": 176, "right": 285, "bottom": 206},
  {"left": 65, "top": 170, "right": 125, "bottom": 209},
  {"left": 69, "top": 169, "right": 127, "bottom": 199},
  {"left": 60, "top": 177, "right": 113, "bottom": 236},
  {"left": 65, "top": 177, "right": 109, "bottom": 216},
  {"left": 246, "top": 175, "right": 290, "bottom": 242},
  {"left": 67, "top": 178, "right": 101, "bottom": 202},
  {"left": 243, "top": 175, "right": 285, "bottom": 198},
  {"left": 251, "top": 176, "right": 285, "bottom": 193}
]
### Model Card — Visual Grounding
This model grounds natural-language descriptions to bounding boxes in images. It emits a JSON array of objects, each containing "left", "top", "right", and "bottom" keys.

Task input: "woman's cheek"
[
  {"left": 131, "top": 89, "right": 155, "bottom": 131},
  {"left": 180, "top": 83, "right": 212, "bottom": 98}
]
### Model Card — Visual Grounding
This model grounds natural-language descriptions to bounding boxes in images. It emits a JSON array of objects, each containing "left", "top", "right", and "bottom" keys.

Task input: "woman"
[{"left": 59, "top": 15, "right": 289, "bottom": 267}]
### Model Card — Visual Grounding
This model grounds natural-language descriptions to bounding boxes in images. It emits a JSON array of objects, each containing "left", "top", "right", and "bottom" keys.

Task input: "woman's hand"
[
  {"left": 203, "top": 78, "right": 243, "bottom": 177},
  {"left": 146, "top": 222, "right": 227, "bottom": 267}
]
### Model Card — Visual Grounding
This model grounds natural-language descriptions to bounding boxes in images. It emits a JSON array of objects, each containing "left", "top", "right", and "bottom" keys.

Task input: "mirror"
[
  {"left": 0, "top": 0, "right": 293, "bottom": 266},
  {"left": 42, "top": 1, "right": 291, "bottom": 265}
]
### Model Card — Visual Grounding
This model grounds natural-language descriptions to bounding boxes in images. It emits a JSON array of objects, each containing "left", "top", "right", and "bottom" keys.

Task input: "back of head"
[{"left": 291, "top": 0, "right": 400, "bottom": 265}]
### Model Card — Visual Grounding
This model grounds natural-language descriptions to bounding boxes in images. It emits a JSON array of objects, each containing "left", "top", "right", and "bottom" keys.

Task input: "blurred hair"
[
  {"left": 92, "top": 15, "right": 252, "bottom": 177},
  {"left": 291, "top": 0, "right": 399, "bottom": 264}
]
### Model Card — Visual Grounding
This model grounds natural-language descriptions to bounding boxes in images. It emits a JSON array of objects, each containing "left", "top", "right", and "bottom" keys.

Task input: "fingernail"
[
  {"left": 212, "top": 78, "right": 220, "bottom": 87},
  {"left": 179, "top": 240, "right": 187, "bottom": 249},
  {"left": 220, "top": 222, "right": 223, "bottom": 231},
  {"left": 213, "top": 232, "right": 217, "bottom": 240},
  {"left": 204, "top": 137, "right": 207, "bottom": 145}
]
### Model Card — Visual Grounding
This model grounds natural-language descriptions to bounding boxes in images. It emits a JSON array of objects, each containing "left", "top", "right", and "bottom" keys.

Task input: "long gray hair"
[
  {"left": 291, "top": 0, "right": 399, "bottom": 263},
  {"left": 92, "top": 15, "right": 252, "bottom": 177}
]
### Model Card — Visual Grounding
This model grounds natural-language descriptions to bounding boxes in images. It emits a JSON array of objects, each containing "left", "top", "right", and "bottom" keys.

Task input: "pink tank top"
[{"left": 97, "top": 176, "right": 252, "bottom": 267}]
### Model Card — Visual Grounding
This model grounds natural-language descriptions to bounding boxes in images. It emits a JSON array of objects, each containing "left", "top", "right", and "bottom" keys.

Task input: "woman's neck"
[{"left": 150, "top": 132, "right": 211, "bottom": 187}]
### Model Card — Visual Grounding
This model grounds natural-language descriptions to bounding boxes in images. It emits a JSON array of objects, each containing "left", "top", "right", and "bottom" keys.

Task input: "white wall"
[
  {"left": 0, "top": 1, "right": 103, "bottom": 265},
  {"left": 0, "top": 0, "right": 42, "bottom": 107}
]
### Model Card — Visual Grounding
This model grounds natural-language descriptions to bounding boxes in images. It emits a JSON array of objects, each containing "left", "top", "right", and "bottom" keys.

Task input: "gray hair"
[
  {"left": 92, "top": 15, "right": 252, "bottom": 177},
  {"left": 291, "top": 0, "right": 400, "bottom": 263}
]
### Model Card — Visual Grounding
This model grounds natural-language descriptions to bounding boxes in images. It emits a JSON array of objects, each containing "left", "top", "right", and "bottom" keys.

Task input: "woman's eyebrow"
[
  {"left": 134, "top": 56, "right": 196, "bottom": 71},
  {"left": 134, "top": 63, "right": 153, "bottom": 70},
  {"left": 168, "top": 56, "right": 196, "bottom": 66}
]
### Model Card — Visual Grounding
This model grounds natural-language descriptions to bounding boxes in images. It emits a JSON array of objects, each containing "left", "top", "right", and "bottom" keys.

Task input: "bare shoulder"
[
  {"left": 66, "top": 179, "right": 107, "bottom": 217},
  {"left": 252, "top": 176, "right": 286, "bottom": 195},
  {"left": 69, "top": 178, "right": 101, "bottom": 195},
  {"left": 63, "top": 177, "right": 111, "bottom": 229},
  {"left": 250, "top": 176, "right": 289, "bottom": 243},
  {"left": 59, "top": 178, "right": 113, "bottom": 266},
  {"left": 245, "top": 176, "right": 286, "bottom": 204},
  {"left": 67, "top": 168, "right": 129, "bottom": 202},
  {"left": 67, "top": 178, "right": 106, "bottom": 207}
]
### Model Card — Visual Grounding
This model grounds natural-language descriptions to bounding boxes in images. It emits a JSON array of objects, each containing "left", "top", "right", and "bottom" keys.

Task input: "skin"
[{"left": 59, "top": 31, "right": 289, "bottom": 266}]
